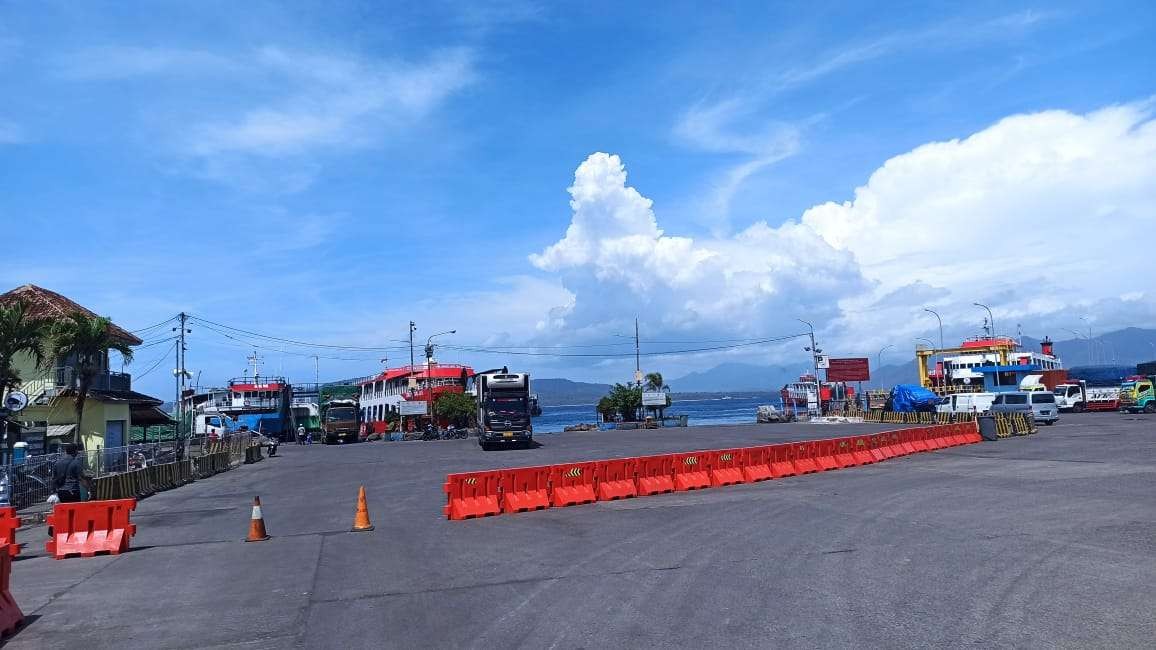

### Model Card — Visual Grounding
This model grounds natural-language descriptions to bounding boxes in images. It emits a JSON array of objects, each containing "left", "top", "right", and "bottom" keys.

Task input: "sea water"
[{"left": 534, "top": 395, "right": 786, "bottom": 433}]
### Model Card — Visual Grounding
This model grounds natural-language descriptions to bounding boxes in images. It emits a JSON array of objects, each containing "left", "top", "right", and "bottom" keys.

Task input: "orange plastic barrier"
[
  {"left": 0, "top": 553, "right": 22, "bottom": 637},
  {"left": 868, "top": 435, "right": 888, "bottom": 462},
  {"left": 924, "top": 427, "right": 948, "bottom": 450},
  {"left": 709, "top": 450, "right": 746, "bottom": 487},
  {"left": 812, "top": 440, "right": 839, "bottom": 471},
  {"left": 742, "top": 446, "right": 774, "bottom": 482},
  {"left": 0, "top": 507, "right": 20, "bottom": 558},
  {"left": 908, "top": 429, "right": 930, "bottom": 453},
  {"left": 897, "top": 430, "right": 918, "bottom": 455},
  {"left": 957, "top": 421, "right": 982, "bottom": 444},
  {"left": 550, "top": 462, "right": 597, "bottom": 506},
  {"left": 596, "top": 458, "right": 638, "bottom": 501},
  {"left": 833, "top": 438, "right": 857, "bottom": 467},
  {"left": 852, "top": 437, "right": 874, "bottom": 465},
  {"left": 636, "top": 455, "right": 675, "bottom": 495},
  {"left": 768, "top": 444, "right": 796, "bottom": 478},
  {"left": 500, "top": 466, "right": 551, "bottom": 514},
  {"left": 443, "top": 471, "right": 502, "bottom": 520},
  {"left": 876, "top": 433, "right": 898, "bottom": 459},
  {"left": 790, "top": 442, "right": 820, "bottom": 474},
  {"left": 672, "top": 452, "right": 711, "bottom": 491},
  {"left": 45, "top": 499, "right": 137, "bottom": 559}
]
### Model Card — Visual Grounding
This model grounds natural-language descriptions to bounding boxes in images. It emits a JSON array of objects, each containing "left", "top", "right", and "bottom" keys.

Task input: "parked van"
[
  {"left": 936, "top": 392, "right": 996, "bottom": 414},
  {"left": 991, "top": 392, "right": 1059, "bottom": 425}
]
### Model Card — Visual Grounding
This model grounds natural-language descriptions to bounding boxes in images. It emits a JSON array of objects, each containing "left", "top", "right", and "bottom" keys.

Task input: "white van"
[{"left": 936, "top": 392, "right": 996, "bottom": 415}]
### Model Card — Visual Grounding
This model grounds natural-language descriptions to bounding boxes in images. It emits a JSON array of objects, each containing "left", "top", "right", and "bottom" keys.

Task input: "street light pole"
[
  {"left": 923, "top": 308, "right": 944, "bottom": 350},
  {"left": 797, "top": 319, "right": 821, "bottom": 415},
  {"left": 877, "top": 344, "right": 894, "bottom": 389},
  {"left": 973, "top": 303, "right": 995, "bottom": 338},
  {"left": 1079, "top": 316, "right": 1093, "bottom": 365}
]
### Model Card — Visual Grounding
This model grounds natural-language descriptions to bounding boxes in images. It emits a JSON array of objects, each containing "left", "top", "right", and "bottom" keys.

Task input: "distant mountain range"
[{"left": 528, "top": 327, "right": 1156, "bottom": 404}]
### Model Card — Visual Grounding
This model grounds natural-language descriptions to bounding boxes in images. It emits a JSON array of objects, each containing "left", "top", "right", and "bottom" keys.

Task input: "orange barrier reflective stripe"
[
  {"left": 45, "top": 499, "right": 137, "bottom": 559},
  {"left": 500, "top": 466, "right": 551, "bottom": 514},
  {"left": 595, "top": 458, "right": 638, "bottom": 501},
  {"left": 443, "top": 471, "right": 502, "bottom": 520},
  {"left": 672, "top": 452, "right": 711, "bottom": 491},
  {"left": 550, "top": 462, "right": 597, "bottom": 506},
  {"left": 636, "top": 455, "right": 675, "bottom": 495},
  {"left": 708, "top": 449, "right": 747, "bottom": 487}
]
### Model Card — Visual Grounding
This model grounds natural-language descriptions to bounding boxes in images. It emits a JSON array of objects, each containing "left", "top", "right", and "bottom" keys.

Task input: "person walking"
[
  {"left": 51, "top": 443, "right": 91, "bottom": 503},
  {"left": 296, "top": 425, "right": 305, "bottom": 445}
]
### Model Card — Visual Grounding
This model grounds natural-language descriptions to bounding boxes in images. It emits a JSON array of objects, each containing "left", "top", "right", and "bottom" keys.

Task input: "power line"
[
  {"left": 195, "top": 322, "right": 389, "bottom": 361},
  {"left": 441, "top": 333, "right": 808, "bottom": 358},
  {"left": 189, "top": 315, "right": 410, "bottom": 350},
  {"left": 130, "top": 316, "right": 178, "bottom": 334},
  {"left": 134, "top": 341, "right": 177, "bottom": 380}
]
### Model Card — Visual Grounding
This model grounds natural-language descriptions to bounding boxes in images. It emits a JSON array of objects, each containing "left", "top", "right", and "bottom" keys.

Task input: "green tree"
[
  {"left": 48, "top": 313, "right": 134, "bottom": 445},
  {"left": 601, "top": 383, "right": 642, "bottom": 422},
  {"left": 434, "top": 391, "right": 476, "bottom": 427},
  {"left": 0, "top": 298, "right": 52, "bottom": 402}
]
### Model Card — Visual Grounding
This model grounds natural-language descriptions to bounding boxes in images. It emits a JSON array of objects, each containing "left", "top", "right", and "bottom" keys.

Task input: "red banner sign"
[{"left": 826, "top": 357, "right": 870, "bottom": 382}]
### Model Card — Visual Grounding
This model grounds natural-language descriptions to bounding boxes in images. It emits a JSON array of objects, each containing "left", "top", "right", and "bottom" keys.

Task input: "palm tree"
[
  {"left": 48, "top": 313, "right": 134, "bottom": 445},
  {"left": 0, "top": 298, "right": 52, "bottom": 403},
  {"left": 642, "top": 372, "right": 671, "bottom": 419}
]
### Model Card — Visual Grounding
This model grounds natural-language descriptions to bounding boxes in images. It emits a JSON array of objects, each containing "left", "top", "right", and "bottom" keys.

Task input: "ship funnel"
[{"left": 1041, "top": 336, "right": 1054, "bottom": 356}]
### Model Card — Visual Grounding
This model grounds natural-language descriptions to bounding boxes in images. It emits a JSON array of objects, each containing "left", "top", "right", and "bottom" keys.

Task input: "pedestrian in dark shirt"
[{"left": 52, "top": 443, "right": 90, "bottom": 503}]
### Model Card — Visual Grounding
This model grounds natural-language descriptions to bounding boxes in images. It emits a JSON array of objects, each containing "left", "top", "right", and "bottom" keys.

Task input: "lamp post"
[
  {"left": 425, "top": 330, "right": 456, "bottom": 367},
  {"left": 915, "top": 337, "right": 935, "bottom": 347},
  {"left": 877, "top": 344, "right": 894, "bottom": 389},
  {"left": 1078, "top": 316, "right": 1094, "bottom": 365},
  {"left": 1062, "top": 328, "right": 1087, "bottom": 366},
  {"left": 924, "top": 307, "right": 943, "bottom": 349},
  {"left": 797, "top": 319, "right": 821, "bottom": 414},
  {"left": 973, "top": 302, "right": 995, "bottom": 338}
]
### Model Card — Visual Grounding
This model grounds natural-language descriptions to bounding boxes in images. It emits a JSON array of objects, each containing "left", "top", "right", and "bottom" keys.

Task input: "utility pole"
[
  {"left": 173, "top": 312, "right": 190, "bottom": 449},
  {"left": 409, "top": 321, "right": 416, "bottom": 371},
  {"left": 797, "top": 319, "right": 821, "bottom": 415},
  {"left": 634, "top": 318, "right": 641, "bottom": 387},
  {"left": 313, "top": 355, "right": 319, "bottom": 387}
]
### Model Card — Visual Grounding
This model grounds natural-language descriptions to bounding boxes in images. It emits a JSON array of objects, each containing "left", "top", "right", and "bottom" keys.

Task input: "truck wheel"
[
  {"left": 1074, "top": 403, "right": 1085, "bottom": 413},
  {"left": 1145, "top": 403, "right": 1156, "bottom": 414}
]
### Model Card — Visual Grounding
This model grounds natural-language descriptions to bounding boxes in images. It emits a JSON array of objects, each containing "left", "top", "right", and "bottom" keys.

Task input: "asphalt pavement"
[{"left": 7, "top": 414, "right": 1156, "bottom": 648}]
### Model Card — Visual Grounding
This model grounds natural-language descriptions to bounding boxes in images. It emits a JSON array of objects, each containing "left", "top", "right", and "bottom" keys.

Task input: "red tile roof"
[{"left": 0, "top": 284, "right": 143, "bottom": 345}]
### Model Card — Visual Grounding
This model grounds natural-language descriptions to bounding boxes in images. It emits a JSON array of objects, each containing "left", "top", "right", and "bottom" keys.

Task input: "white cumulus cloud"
[
  {"left": 530, "top": 153, "right": 865, "bottom": 339},
  {"left": 531, "top": 102, "right": 1156, "bottom": 364}
]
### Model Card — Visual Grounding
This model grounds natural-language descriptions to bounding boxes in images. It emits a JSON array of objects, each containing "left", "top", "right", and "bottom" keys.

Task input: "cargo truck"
[
  {"left": 1052, "top": 380, "right": 1120, "bottom": 412},
  {"left": 321, "top": 398, "right": 361, "bottom": 444},
  {"left": 1119, "top": 376, "right": 1155, "bottom": 413},
  {"left": 475, "top": 368, "right": 533, "bottom": 450}
]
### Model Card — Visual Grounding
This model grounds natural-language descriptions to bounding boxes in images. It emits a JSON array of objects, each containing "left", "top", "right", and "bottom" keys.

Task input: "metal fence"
[{"left": 5, "top": 433, "right": 254, "bottom": 509}]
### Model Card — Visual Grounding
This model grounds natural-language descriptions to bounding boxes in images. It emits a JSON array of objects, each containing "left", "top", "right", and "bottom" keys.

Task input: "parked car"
[{"left": 991, "top": 391, "right": 1059, "bottom": 425}]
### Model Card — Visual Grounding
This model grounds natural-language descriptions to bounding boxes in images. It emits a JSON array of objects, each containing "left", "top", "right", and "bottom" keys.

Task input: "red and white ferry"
[{"left": 358, "top": 363, "right": 474, "bottom": 432}]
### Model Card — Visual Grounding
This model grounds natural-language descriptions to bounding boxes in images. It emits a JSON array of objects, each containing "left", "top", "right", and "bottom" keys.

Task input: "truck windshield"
[
  {"left": 326, "top": 408, "right": 356, "bottom": 422},
  {"left": 487, "top": 396, "right": 526, "bottom": 414}
]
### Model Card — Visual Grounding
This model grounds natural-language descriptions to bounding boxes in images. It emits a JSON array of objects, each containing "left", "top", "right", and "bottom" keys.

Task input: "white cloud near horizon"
[{"left": 533, "top": 102, "right": 1156, "bottom": 364}]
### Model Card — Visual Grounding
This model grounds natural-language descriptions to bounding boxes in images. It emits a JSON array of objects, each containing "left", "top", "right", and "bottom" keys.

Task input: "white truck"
[
  {"left": 194, "top": 413, "right": 238, "bottom": 439},
  {"left": 475, "top": 368, "right": 533, "bottom": 450},
  {"left": 1053, "top": 381, "right": 1120, "bottom": 412}
]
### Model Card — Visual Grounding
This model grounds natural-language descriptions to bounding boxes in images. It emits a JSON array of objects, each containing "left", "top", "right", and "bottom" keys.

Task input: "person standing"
[
  {"left": 51, "top": 443, "right": 91, "bottom": 503},
  {"left": 296, "top": 425, "right": 305, "bottom": 445}
]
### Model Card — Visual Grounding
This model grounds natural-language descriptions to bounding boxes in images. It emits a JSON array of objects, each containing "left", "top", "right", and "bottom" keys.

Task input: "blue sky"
[{"left": 2, "top": 1, "right": 1154, "bottom": 398}]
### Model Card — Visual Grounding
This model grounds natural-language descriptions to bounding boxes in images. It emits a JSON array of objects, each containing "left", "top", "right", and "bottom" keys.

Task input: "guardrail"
[{"left": 6, "top": 433, "right": 258, "bottom": 509}]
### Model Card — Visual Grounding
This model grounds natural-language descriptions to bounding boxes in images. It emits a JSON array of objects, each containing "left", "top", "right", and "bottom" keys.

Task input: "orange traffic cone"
[
  {"left": 245, "top": 496, "right": 271, "bottom": 542},
  {"left": 351, "top": 486, "right": 374, "bottom": 532}
]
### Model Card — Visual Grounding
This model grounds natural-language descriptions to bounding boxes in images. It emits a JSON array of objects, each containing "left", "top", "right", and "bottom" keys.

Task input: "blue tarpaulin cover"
[{"left": 889, "top": 384, "right": 942, "bottom": 412}]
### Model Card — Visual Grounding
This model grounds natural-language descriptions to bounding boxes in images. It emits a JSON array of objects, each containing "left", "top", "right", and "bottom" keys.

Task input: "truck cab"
[
  {"left": 476, "top": 370, "right": 533, "bottom": 450},
  {"left": 195, "top": 413, "right": 237, "bottom": 440},
  {"left": 1119, "top": 376, "right": 1155, "bottom": 413},
  {"left": 322, "top": 399, "right": 361, "bottom": 444}
]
